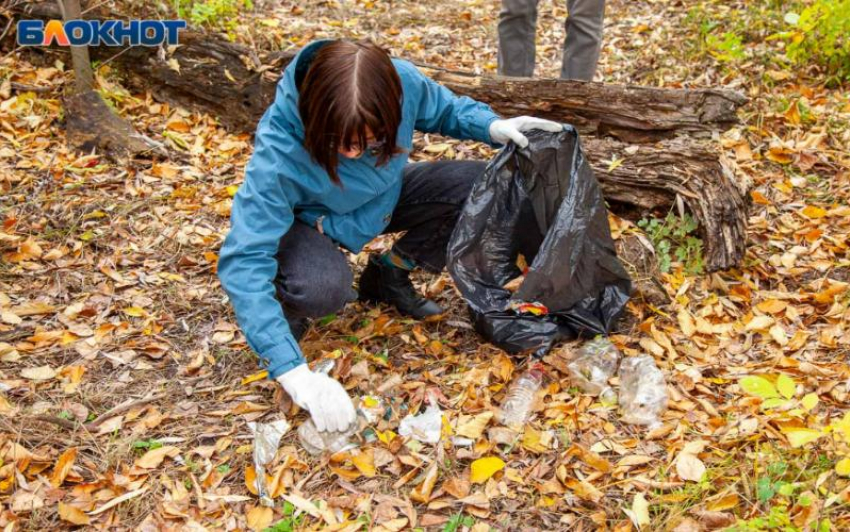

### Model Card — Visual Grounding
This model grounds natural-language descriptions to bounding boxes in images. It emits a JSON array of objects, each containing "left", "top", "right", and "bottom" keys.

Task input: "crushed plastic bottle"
[
  {"left": 297, "top": 358, "right": 360, "bottom": 456},
  {"left": 566, "top": 336, "right": 621, "bottom": 404},
  {"left": 297, "top": 418, "right": 360, "bottom": 456},
  {"left": 312, "top": 358, "right": 336, "bottom": 375},
  {"left": 618, "top": 354, "right": 668, "bottom": 428},
  {"left": 497, "top": 363, "right": 545, "bottom": 428}
]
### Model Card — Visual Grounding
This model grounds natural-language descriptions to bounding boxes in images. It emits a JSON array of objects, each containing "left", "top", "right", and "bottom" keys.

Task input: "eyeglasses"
[
  {"left": 330, "top": 132, "right": 388, "bottom": 156},
  {"left": 347, "top": 138, "right": 387, "bottom": 156}
]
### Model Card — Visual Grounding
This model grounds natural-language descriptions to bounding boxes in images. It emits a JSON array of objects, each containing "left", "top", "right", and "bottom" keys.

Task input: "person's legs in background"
[
  {"left": 561, "top": 0, "right": 606, "bottom": 80},
  {"left": 359, "top": 160, "right": 487, "bottom": 319},
  {"left": 497, "top": 0, "right": 540, "bottom": 77},
  {"left": 274, "top": 222, "right": 358, "bottom": 339}
]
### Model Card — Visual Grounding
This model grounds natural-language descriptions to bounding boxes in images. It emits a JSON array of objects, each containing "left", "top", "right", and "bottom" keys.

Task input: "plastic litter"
[
  {"left": 295, "top": 394, "right": 390, "bottom": 456},
  {"left": 247, "top": 418, "right": 291, "bottom": 506},
  {"left": 297, "top": 418, "right": 360, "bottom": 456},
  {"left": 358, "top": 395, "right": 386, "bottom": 424},
  {"left": 447, "top": 128, "right": 632, "bottom": 356},
  {"left": 312, "top": 358, "right": 336, "bottom": 374},
  {"left": 296, "top": 358, "right": 360, "bottom": 456},
  {"left": 497, "top": 364, "right": 544, "bottom": 429},
  {"left": 450, "top": 436, "right": 475, "bottom": 447},
  {"left": 399, "top": 394, "right": 443, "bottom": 444},
  {"left": 566, "top": 336, "right": 621, "bottom": 404},
  {"left": 618, "top": 354, "right": 668, "bottom": 428}
]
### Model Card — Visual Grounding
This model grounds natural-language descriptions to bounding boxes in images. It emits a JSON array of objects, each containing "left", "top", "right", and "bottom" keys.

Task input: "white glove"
[
  {"left": 276, "top": 364, "right": 356, "bottom": 432},
  {"left": 489, "top": 116, "right": 564, "bottom": 148}
]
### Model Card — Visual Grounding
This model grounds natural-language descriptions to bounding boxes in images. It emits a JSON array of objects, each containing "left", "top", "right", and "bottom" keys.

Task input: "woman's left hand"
[{"left": 489, "top": 116, "right": 564, "bottom": 148}]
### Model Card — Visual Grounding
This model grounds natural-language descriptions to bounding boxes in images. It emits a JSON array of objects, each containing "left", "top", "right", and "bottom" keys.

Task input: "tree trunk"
[
  {"left": 57, "top": 0, "right": 94, "bottom": 93},
  {"left": 407, "top": 64, "right": 746, "bottom": 143},
  {"left": 9, "top": 2, "right": 750, "bottom": 271},
  {"left": 47, "top": 1, "right": 167, "bottom": 158}
]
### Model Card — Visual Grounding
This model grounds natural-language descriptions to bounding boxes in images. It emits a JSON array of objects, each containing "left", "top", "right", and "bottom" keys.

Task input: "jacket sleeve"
[
  {"left": 401, "top": 60, "right": 502, "bottom": 146},
  {"left": 217, "top": 111, "right": 305, "bottom": 379}
]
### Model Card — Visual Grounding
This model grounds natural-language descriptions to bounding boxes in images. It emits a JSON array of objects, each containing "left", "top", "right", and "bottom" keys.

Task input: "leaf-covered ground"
[{"left": 1, "top": 0, "right": 850, "bottom": 530}]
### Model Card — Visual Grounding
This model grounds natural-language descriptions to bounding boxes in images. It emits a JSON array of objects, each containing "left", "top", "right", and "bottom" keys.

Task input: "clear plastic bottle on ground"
[
  {"left": 297, "top": 358, "right": 360, "bottom": 455},
  {"left": 618, "top": 354, "right": 668, "bottom": 428},
  {"left": 498, "top": 363, "right": 545, "bottom": 428},
  {"left": 566, "top": 336, "right": 621, "bottom": 404},
  {"left": 297, "top": 418, "right": 360, "bottom": 456}
]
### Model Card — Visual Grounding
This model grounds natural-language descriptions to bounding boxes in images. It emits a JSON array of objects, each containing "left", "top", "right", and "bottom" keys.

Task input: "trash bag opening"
[{"left": 447, "top": 127, "right": 632, "bottom": 356}]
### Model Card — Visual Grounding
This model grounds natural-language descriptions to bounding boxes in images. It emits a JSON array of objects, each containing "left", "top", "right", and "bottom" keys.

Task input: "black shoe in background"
[{"left": 358, "top": 254, "right": 443, "bottom": 319}]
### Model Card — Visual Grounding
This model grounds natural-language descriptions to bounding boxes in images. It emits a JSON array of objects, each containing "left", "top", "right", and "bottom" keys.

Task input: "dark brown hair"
[{"left": 299, "top": 39, "right": 404, "bottom": 186}]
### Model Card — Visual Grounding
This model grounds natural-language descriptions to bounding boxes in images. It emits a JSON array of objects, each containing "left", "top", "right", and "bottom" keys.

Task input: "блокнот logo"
[{"left": 17, "top": 20, "right": 186, "bottom": 47}]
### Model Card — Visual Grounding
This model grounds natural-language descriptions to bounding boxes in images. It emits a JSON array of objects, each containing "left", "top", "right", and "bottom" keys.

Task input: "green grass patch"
[{"left": 637, "top": 212, "right": 705, "bottom": 276}]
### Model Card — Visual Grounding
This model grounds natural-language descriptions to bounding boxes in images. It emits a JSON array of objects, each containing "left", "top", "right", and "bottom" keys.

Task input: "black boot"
[
  {"left": 288, "top": 316, "right": 311, "bottom": 341},
  {"left": 358, "top": 255, "right": 443, "bottom": 319}
]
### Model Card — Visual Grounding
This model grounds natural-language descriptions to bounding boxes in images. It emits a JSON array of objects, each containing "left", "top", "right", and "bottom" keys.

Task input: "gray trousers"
[{"left": 498, "top": 0, "right": 605, "bottom": 81}]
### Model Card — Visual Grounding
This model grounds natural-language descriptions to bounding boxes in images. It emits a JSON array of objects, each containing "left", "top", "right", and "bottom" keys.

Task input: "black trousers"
[{"left": 274, "top": 160, "right": 486, "bottom": 319}]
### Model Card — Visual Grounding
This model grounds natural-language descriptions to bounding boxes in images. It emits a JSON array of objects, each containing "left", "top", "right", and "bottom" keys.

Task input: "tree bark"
[
  {"left": 107, "top": 38, "right": 746, "bottom": 143},
  {"left": 10, "top": 3, "right": 747, "bottom": 140},
  {"left": 583, "top": 136, "right": 748, "bottom": 271},
  {"left": 57, "top": 0, "right": 94, "bottom": 93},
  {"left": 407, "top": 64, "right": 746, "bottom": 143},
  {"left": 30, "top": 1, "right": 166, "bottom": 158},
  {"left": 9, "top": 2, "right": 750, "bottom": 271}
]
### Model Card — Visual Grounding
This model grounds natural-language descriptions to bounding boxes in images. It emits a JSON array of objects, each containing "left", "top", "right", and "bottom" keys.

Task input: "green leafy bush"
[
  {"left": 683, "top": 7, "right": 747, "bottom": 65},
  {"left": 777, "top": 0, "right": 850, "bottom": 82},
  {"left": 706, "top": 31, "right": 746, "bottom": 62},
  {"left": 637, "top": 212, "right": 705, "bottom": 276},
  {"left": 172, "top": 0, "right": 253, "bottom": 36}
]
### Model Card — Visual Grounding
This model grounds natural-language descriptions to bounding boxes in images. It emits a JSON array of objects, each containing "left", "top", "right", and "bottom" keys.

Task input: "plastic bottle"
[
  {"left": 618, "top": 354, "right": 668, "bottom": 428},
  {"left": 297, "top": 358, "right": 360, "bottom": 455},
  {"left": 297, "top": 418, "right": 359, "bottom": 456},
  {"left": 498, "top": 364, "right": 545, "bottom": 428},
  {"left": 566, "top": 336, "right": 621, "bottom": 404}
]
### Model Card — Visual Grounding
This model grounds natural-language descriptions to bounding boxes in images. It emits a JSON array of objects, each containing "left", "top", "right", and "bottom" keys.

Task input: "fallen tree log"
[
  {"left": 9, "top": 3, "right": 750, "bottom": 271},
  {"left": 583, "top": 136, "right": 748, "bottom": 271},
  {"left": 13, "top": 2, "right": 746, "bottom": 141},
  {"left": 397, "top": 64, "right": 746, "bottom": 143},
  {"left": 119, "top": 44, "right": 746, "bottom": 143}
]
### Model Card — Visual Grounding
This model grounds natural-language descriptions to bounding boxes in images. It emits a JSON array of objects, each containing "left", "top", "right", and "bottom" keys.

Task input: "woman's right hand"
[
  {"left": 277, "top": 364, "right": 357, "bottom": 432},
  {"left": 489, "top": 116, "right": 564, "bottom": 148}
]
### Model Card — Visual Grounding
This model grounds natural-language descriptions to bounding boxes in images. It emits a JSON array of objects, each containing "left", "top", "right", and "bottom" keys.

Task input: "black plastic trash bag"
[{"left": 447, "top": 127, "right": 632, "bottom": 355}]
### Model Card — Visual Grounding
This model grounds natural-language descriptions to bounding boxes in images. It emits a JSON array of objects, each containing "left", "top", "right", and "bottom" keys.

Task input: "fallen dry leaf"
[
  {"left": 456, "top": 411, "right": 493, "bottom": 439},
  {"left": 58, "top": 502, "right": 90, "bottom": 525},
  {"left": 21, "top": 365, "right": 56, "bottom": 381},
  {"left": 89, "top": 487, "right": 148, "bottom": 515},
  {"left": 134, "top": 446, "right": 180, "bottom": 469},
  {"left": 676, "top": 453, "right": 706, "bottom": 483},
  {"left": 410, "top": 463, "right": 439, "bottom": 503},
  {"left": 470, "top": 456, "right": 505, "bottom": 484},
  {"left": 623, "top": 492, "right": 650, "bottom": 529},
  {"left": 246, "top": 505, "right": 273, "bottom": 531},
  {"left": 350, "top": 448, "right": 377, "bottom": 478},
  {"left": 50, "top": 447, "right": 78, "bottom": 487}
]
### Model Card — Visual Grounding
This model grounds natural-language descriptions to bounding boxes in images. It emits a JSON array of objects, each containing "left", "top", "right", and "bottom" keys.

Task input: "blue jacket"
[{"left": 218, "top": 40, "right": 502, "bottom": 378}]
